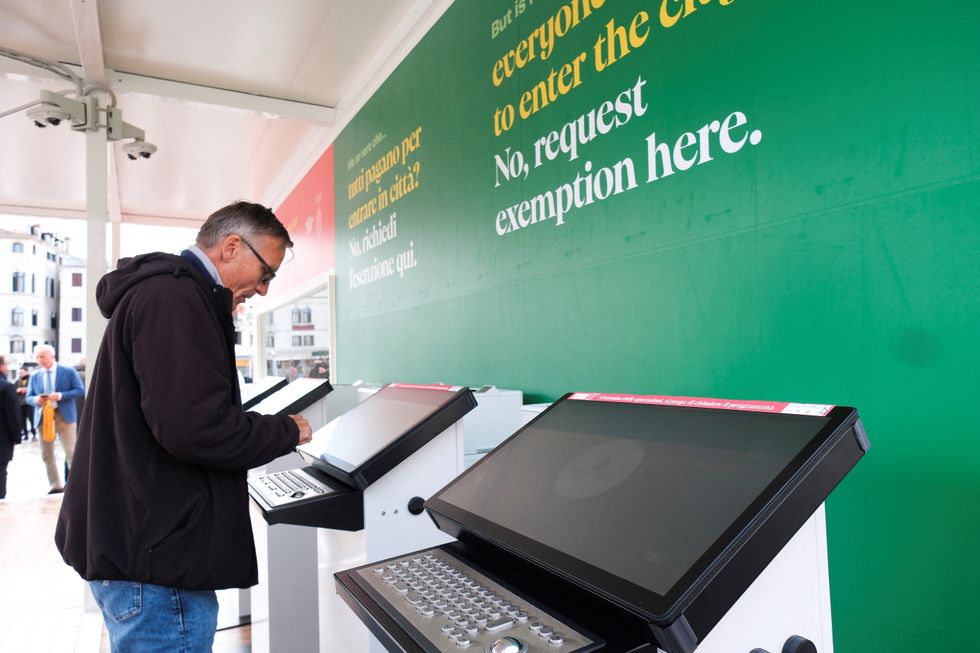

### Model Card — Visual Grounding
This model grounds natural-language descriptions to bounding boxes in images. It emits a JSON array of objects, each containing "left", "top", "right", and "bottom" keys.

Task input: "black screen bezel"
[
  {"left": 241, "top": 376, "right": 289, "bottom": 410},
  {"left": 425, "top": 394, "right": 857, "bottom": 623}
]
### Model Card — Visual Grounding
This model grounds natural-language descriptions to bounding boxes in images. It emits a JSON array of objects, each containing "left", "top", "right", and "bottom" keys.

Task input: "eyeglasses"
[{"left": 237, "top": 234, "right": 277, "bottom": 285}]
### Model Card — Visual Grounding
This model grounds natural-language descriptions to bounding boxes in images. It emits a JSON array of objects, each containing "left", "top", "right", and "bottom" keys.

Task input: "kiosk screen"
[
  {"left": 247, "top": 377, "right": 330, "bottom": 416},
  {"left": 298, "top": 384, "right": 468, "bottom": 482},
  {"left": 429, "top": 394, "right": 851, "bottom": 616}
]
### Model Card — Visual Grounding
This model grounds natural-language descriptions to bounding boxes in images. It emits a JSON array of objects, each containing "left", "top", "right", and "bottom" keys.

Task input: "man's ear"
[{"left": 220, "top": 234, "right": 241, "bottom": 262}]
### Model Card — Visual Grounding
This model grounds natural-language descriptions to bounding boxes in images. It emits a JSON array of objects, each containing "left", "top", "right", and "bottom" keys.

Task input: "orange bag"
[{"left": 42, "top": 402, "right": 56, "bottom": 443}]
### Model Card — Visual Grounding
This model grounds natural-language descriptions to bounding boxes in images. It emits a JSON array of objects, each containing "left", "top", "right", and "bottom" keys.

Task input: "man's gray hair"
[
  {"left": 195, "top": 201, "right": 294, "bottom": 249},
  {"left": 34, "top": 344, "right": 56, "bottom": 357}
]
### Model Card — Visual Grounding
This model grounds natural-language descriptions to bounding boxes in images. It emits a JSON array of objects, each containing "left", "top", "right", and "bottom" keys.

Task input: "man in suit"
[
  {"left": 1, "top": 355, "right": 23, "bottom": 500},
  {"left": 26, "top": 344, "right": 84, "bottom": 494}
]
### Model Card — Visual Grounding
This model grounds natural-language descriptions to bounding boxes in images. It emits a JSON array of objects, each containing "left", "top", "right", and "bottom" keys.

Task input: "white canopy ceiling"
[{"left": 0, "top": 0, "right": 450, "bottom": 230}]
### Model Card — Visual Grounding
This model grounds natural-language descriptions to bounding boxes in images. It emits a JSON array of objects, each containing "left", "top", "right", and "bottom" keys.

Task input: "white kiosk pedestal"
[
  {"left": 685, "top": 504, "right": 834, "bottom": 653},
  {"left": 250, "top": 423, "right": 463, "bottom": 653}
]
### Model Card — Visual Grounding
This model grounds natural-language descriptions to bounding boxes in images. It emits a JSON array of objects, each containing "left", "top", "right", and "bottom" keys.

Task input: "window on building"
[
  {"left": 10, "top": 338, "right": 25, "bottom": 354},
  {"left": 266, "top": 313, "right": 275, "bottom": 326},
  {"left": 31, "top": 309, "right": 38, "bottom": 326},
  {"left": 266, "top": 334, "right": 275, "bottom": 348},
  {"left": 47, "top": 278, "right": 55, "bottom": 298},
  {"left": 291, "top": 307, "right": 312, "bottom": 325},
  {"left": 12, "top": 242, "right": 23, "bottom": 253},
  {"left": 264, "top": 286, "right": 330, "bottom": 381},
  {"left": 71, "top": 338, "right": 82, "bottom": 354},
  {"left": 71, "top": 307, "right": 82, "bottom": 322},
  {"left": 72, "top": 272, "right": 83, "bottom": 287},
  {"left": 31, "top": 273, "right": 35, "bottom": 294},
  {"left": 234, "top": 331, "right": 242, "bottom": 346},
  {"left": 50, "top": 312, "right": 57, "bottom": 329},
  {"left": 12, "top": 272, "right": 25, "bottom": 293},
  {"left": 11, "top": 308, "right": 24, "bottom": 326}
]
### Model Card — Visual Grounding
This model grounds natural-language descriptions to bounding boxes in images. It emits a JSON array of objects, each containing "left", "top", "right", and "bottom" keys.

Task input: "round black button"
[
  {"left": 407, "top": 496, "right": 425, "bottom": 515},
  {"left": 783, "top": 635, "right": 818, "bottom": 653}
]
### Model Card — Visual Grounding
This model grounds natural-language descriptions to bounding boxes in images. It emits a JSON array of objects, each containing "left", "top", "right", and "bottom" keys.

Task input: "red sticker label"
[
  {"left": 389, "top": 383, "right": 461, "bottom": 392},
  {"left": 568, "top": 393, "right": 833, "bottom": 417}
]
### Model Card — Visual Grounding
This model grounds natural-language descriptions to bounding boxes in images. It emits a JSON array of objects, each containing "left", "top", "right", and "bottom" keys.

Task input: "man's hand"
[
  {"left": 289, "top": 415, "right": 313, "bottom": 446},
  {"left": 50, "top": 391, "right": 63, "bottom": 401}
]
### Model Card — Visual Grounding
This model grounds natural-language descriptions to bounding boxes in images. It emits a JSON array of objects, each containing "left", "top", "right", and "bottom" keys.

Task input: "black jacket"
[
  {"left": 55, "top": 252, "right": 298, "bottom": 589},
  {"left": 0, "top": 377, "right": 20, "bottom": 463}
]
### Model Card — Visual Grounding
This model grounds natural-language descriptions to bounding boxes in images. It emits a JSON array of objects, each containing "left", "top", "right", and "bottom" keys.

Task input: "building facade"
[
  {"left": 57, "top": 255, "right": 87, "bottom": 369},
  {"left": 0, "top": 226, "right": 64, "bottom": 376},
  {"left": 262, "top": 289, "right": 330, "bottom": 380}
]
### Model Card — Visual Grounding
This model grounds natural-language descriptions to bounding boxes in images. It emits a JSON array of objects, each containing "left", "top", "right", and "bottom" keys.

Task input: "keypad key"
[{"left": 485, "top": 616, "right": 514, "bottom": 632}]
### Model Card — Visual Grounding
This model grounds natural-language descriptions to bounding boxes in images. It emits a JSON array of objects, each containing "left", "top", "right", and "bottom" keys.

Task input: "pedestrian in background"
[
  {"left": 14, "top": 366, "right": 36, "bottom": 441},
  {"left": 25, "top": 344, "right": 84, "bottom": 494},
  {"left": 1, "top": 356, "right": 23, "bottom": 500}
]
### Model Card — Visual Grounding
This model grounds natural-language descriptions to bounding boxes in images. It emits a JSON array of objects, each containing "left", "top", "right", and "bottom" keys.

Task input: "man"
[
  {"left": 1, "top": 356, "right": 23, "bottom": 500},
  {"left": 25, "top": 344, "right": 84, "bottom": 493},
  {"left": 55, "top": 202, "right": 313, "bottom": 652},
  {"left": 14, "top": 366, "right": 36, "bottom": 441}
]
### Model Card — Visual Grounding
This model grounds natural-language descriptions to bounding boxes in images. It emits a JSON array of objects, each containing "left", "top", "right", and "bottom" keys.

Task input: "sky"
[{"left": 0, "top": 214, "right": 197, "bottom": 259}]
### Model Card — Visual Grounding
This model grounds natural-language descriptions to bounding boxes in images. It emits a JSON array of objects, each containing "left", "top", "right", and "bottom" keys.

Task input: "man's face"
[
  {"left": 217, "top": 234, "right": 286, "bottom": 309},
  {"left": 36, "top": 351, "right": 55, "bottom": 369}
]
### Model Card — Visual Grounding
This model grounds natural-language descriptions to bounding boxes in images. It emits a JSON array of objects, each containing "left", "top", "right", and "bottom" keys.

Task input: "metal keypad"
[
  {"left": 248, "top": 468, "right": 332, "bottom": 508},
  {"left": 352, "top": 548, "right": 599, "bottom": 652}
]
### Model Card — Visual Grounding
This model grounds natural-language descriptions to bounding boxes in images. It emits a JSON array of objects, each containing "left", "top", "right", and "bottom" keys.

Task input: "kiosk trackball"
[{"left": 489, "top": 636, "right": 526, "bottom": 653}]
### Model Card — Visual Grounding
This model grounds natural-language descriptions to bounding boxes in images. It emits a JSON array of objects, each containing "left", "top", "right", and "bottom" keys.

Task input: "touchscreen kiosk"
[
  {"left": 336, "top": 392, "right": 869, "bottom": 653},
  {"left": 241, "top": 375, "right": 288, "bottom": 410},
  {"left": 247, "top": 383, "right": 477, "bottom": 653}
]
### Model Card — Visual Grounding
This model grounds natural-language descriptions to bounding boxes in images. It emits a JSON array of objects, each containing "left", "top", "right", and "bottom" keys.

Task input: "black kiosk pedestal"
[
  {"left": 248, "top": 383, "right": 477, "bottom": 653},
  {"left": 336, "top": 392, "right": 869, "bottom": 653}
]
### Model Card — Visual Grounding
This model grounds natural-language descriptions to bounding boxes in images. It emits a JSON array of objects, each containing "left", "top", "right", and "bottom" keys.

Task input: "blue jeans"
[{"left": 88, "top": 580, "right": 218, "bottom": 653}]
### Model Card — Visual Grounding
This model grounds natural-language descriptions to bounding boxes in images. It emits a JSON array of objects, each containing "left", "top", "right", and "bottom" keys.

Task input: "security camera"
[
  {"left": 24, "top": 91, "right": 90, "bottom": 129},
  {"left": 26, "top": 103, "right": 72, "bottom": 128},
  {"left": 122, "top": 140, "right": 157, "bottom": 160}
]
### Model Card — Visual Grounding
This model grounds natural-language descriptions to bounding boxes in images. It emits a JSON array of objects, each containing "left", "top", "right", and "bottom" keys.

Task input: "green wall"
[{"left": 333, "top": 1, "right": 980, "bottom": 649}]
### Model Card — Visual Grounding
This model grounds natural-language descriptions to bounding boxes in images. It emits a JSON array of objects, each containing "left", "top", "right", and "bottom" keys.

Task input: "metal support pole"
[{"left": 84, "top": 122, "right": 108, "bottom": 379}]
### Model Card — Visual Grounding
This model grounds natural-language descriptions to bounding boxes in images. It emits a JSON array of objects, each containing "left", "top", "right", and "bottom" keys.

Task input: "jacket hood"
[{"left": 96, "top": 253, "right": 199, "bottom": 318}]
